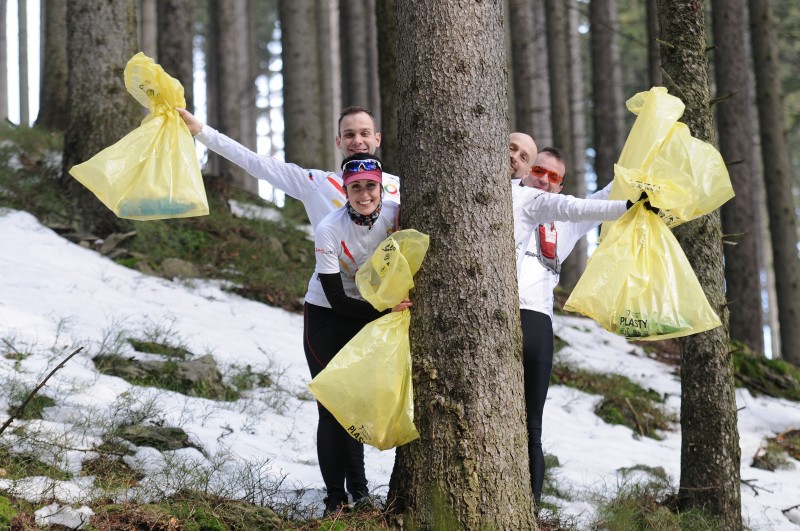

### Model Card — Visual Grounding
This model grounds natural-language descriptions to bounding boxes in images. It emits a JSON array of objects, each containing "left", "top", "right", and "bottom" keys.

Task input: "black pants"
[
  {"left": 521, "top": 309, "right": 554, "bottom": 505},
  {"left": 303, "top": 303, "right": 372, "bottom": 505}
]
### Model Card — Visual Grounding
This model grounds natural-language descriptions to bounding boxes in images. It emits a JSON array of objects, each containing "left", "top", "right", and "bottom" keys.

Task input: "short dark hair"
[
  {"left": 338, "top": 106, "right": 376, "bottom": 134},
  {"left": 540, "top": 146, "right": 567, "bottom": 181}
]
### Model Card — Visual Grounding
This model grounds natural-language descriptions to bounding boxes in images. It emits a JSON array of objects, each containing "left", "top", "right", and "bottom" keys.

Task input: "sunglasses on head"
[
  {"left": 531, "top": 166, "right": 564, "bottom": 185},
  {"left": 342, "top": 159, "right": 382, "bottom": 173}
]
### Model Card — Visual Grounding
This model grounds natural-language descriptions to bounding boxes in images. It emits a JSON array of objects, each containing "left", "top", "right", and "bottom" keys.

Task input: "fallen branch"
[
  {"left": 741, "top": 478, "right": 773, "bottom": 496},
  {"left": 783, "top": 503, "right": 800, "bottom": 514},
  {"left": 0, "top": 346, "right": 83, "bottom": 437},
  {"left": 625, "top": 397, "right": 645, "bottom": 437}
]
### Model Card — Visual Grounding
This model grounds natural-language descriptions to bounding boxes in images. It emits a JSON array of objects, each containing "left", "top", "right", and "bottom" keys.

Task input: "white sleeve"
[
  {"left": 518, "top": 187, "right": 627, "bottom": 225},
  {"left": 588, "top": 181, "right": 614, "bottom": 200},
  {"left": 195, "top": 125, "right": 323, "bottom": 201},
  {"left": 314, "top": 221, "right": 343, "bottom": 275}
]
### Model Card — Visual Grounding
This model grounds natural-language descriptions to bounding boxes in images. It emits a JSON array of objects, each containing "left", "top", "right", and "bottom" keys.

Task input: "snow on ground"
[{"left": 1, "top": 208, "right": 799, "bottom": 528}]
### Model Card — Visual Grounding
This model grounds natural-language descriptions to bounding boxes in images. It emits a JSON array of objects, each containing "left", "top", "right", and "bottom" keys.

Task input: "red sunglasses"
[{"left": 531, "top": 166, "right": 564, "bottom": 185}]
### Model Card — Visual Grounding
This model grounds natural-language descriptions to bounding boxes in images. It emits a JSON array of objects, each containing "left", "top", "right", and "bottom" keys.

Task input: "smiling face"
[
  {"left": 523, "top": 151, "right": 565, "bottom": 193},
  {"left": 344, "top": 179, "right": 382, "bottom": 216},
  {"left": 336, "top": 112, "right": 382, "bottom": 157}
]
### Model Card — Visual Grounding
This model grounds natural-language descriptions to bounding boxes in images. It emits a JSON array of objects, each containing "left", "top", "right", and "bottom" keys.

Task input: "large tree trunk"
[
  {"left": 657, "top": 1, "right": 742, "bottom": 527},
  {"left": 376, "top": 0, "right": 399, "bottom": 173},
  {"left": 63, "top": 0, "right": 140, "bottom": 237},
  {"left": 646, "top": 0, "right": 661, "bottom": 87},
  {"left": 0, "top": 0, "right": 6, "bottom": 122},
  {"left": 137, "top": 0, "right": 157, "bottom": 58},
  {"left": 749, "top": 0, "right": 800, "bottom": 364},
  {"left": 531, "top": 0, "right": 551, "bottom": 146},
  {"left": 157, "top": 0, "right": 195, "bottom": 113},
  {"left": 207, "top": 0, "right": 257, "bottom": 195},
  {"left": 590, "top": 0, "right": 625, "bottom": 189},
  {"left": 339, "top": 0, "right": 370, "bottom": 108},
  {"left": 388, "top": 1, "right": 536, "bottom": 528},
  {"left": 712, "top": 0, "right": 765, "bottom": 356},
  {"left": 18, "top": 0, "right": 28, "bottom": 125},
  {"left": 36, "top": 0, "right": 68, "bottom": 130},
  {"left": 508, "top": 0, "right": 537, "bottom": 137}
]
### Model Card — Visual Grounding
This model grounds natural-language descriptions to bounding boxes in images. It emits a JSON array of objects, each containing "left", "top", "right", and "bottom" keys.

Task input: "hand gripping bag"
[
  {"left": 564, "top": 203, "right": 721, "bottom": 340},
  {"left": 69, "top": 52, "right": 208, "bottom": 220},
  {"left": 308, "top": 229, "right": 429, "bottom": 450}
]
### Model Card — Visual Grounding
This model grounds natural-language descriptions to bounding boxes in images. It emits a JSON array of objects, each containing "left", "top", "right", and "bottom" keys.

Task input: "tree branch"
[{"left": 0, "top": 347, "right": 83, "bottom": 437}]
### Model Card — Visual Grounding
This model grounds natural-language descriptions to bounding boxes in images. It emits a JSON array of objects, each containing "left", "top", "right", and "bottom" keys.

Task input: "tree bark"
[
  {"left": 157, "top": 0, "right": 195, "bottom": 113},
  {"left": 18, "top": 0, "right": 28, "bottom": 125},
  {"left": 712, "top": 0, "right": 765, "bottom": 356},
  {"left": 36, "top": 0, "right": 68, "bottom": 130},
  {"left": 590, "top": 0, "right": 625, "bottom": 189},
  {"left": 63, "top": 0, "right": 140, "bottom": 237},
  {"left": 389, "top": 1, "right": 536, "bottom": 528},
  {"left": 376, "top": 0, "right": 399, "bottom": 173},
  {"left": 339, "top": 0, "right": 370, "bottom": 108},
  {"left": 508, "top": 0, "right": 537, "bottom": 137},
  {"left": 646, "top": 0, "right": 661, "bottom": 87},
  {"left": 138, "top": 0, "right": 157, "bottom": 58},
  {"left": 0, "top": 0, "right": 6, "bottom": 122},
  {"left": 657, "top": 1, "right": 742, "bottom": 527},
  {"left": 749, "top": 0, "right": 800, "bottom": 364},
  {"left": 531, "top": 0, "right": 551, "bottom": 147}
]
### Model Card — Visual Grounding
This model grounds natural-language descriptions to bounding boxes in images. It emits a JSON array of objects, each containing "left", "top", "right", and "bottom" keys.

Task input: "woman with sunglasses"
[{"left": 304, "top": 153, "right": 411, "bottom": 516}]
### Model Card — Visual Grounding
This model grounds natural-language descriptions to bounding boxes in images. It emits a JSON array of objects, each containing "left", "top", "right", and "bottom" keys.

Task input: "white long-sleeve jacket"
[
  {"left": 512, "top": 181, "right": 620, "bottom": 317},
  {"left": 195, "top": 125, "right": 401, "bottom": 229}
]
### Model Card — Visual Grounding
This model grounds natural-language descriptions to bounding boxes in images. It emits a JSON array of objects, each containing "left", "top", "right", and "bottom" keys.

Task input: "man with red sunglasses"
[{"left": 514, "top": 146, "right": 615, "bottom": 509}]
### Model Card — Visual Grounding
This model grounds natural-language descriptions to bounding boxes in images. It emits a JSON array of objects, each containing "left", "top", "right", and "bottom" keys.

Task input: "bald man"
[{"left": 509, "top": 132, "right": 538, "bottom": 179}]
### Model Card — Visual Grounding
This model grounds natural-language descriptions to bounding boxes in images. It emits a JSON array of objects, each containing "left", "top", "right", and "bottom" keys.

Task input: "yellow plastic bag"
[
  {"left": 308, "top": 229, "right": 429, "bottom": 450},
  {"left": 564, "top": 203, "right": 721, "bottom": 340},
  {"left": 69, "top": 52, "right": 208, "bottom": 220},
  {"left": 605, "top": 87, "right": 734, "bottom": 231}
]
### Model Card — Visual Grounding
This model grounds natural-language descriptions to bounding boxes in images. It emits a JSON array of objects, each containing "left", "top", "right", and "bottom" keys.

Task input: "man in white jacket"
[
  {"left": 514, "top": 146, "right": 615, "bottom": 508},
  {"left": 177, "top": 105, "right": 400, "bottom": 229}
]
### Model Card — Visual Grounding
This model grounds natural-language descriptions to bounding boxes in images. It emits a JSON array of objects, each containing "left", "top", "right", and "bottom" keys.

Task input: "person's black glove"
[{"left": 626, "top": 191, "right": 660, "bottom": 214}]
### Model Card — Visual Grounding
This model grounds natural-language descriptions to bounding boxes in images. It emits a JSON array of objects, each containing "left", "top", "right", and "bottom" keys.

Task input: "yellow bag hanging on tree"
[
  {"left": 69, "top": 52, "right": 208, "bottom": 220},
  {"left": 308, "top": 229, "right": 429, "bottom": 450},
  {"left": 564, "top": 203, "right": 721, "bottom": 340}
]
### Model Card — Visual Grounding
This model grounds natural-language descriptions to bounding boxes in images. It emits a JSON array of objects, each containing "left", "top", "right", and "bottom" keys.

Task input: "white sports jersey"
[
  {"left": 512, "top": 181, "right": 622, "bottom": 317},
  {"left": 195, "top": 125, "right": 400, "bottom": 229},
  {"left": 305, "top": 202, "right": 400, "bottom": 309}
]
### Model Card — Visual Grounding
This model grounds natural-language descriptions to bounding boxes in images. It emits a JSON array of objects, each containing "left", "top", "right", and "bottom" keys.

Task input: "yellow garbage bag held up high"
[
  {"left": 308, "top": 229, "right": 429, "bottom": 450},
  {"left": 565, "top": 87, "right": 732, "bottom": 340},
  {"left": 69, "top": 52, "right": 208, "bottom": 220}
]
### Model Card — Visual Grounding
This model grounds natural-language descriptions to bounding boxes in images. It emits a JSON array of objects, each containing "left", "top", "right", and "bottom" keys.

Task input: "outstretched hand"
[
  {"left": 175, "top": 108, "right": 203, "bottom": 136},
  {"left": 391, "top": 298, "right": 412, "bottom": 313}
]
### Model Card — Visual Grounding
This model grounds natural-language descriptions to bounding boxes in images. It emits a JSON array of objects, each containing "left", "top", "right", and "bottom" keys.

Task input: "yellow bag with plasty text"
[
  {"left": 69, "top": 52, "right": 208, "bottom": 220},
  {"left": 308, "top": 229, "right": 429, "bottom": 450},
  {"left": 564, "top": 203, "right": 721, "bottom": 340}
]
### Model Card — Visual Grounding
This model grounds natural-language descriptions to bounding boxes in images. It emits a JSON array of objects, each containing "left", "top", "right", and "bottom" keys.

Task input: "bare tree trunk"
[
  {"left": 561, "top": 0, "right": 587, "bottom": 288},
  {"left": 712, "top": 0, "right": 765, "bottom": 356},
  {"left": 646, "top": 0, "right": 661, "bottom": 87},
  {"left": 339, "top": 0, "right": 369, "bottom": 107},
  {"left": 508, "top": 0, "right": 536, "bottom": 137},
  {"left": 590, "top": 0, "right": 625, "bottom": 189},
  {"left": 18, "top": 0, "right": 28, "bottom": 125},
  {"left": 157, "top": 0, "right": 195, "bottom": 113},
  {"left": 365, "top": 0, "right": 381, "bottom": 126},
  {"left": 375, "top": 0, "right": 398, "bottom": 173},
  {"left": 63, "top": 0, "right": 140, "bottom": 237},
  {"left": 0, "top": 0, "right": 6, "bottom": 122},
  {"left": 749, "top": 0, "right": 800, "bottom": 364},
  {"left": 36, "top": 0, "right": 68, "bottom": 130},
  {"left": 532, "top": 0, "right": 551, "bottom": 146},
  {"left": 388, "top": 1, "right": 536, "bottom": 528},
  {"left": 279, "top": 0, "right": 333, "bottom": 170},
  {"left": 316, "top": 0, "right": 336, "bottom": 171},
  {"left": 657, "top": 1, "right": 742, "bottom": 527},
  {"left": 138, "top": 0, "right": 157, "bottom": 58}
]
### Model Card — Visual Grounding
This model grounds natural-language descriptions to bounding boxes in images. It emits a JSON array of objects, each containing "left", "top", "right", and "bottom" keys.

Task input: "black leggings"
[
  {"left": 520, "top": 309, "right": 554, "bottom": 505},
  {"left": 303, "top": 303, "right": 372, "bottom": 504}
]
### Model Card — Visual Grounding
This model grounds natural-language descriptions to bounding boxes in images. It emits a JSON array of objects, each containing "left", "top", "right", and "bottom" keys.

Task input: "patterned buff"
[{"left": 346, "top": 201, "right": 382, "bottom": 229}]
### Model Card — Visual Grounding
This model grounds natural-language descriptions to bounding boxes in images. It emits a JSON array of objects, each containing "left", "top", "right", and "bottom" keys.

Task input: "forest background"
[{"left": 1, "top": 0, "right": 800, "bottom": 529}]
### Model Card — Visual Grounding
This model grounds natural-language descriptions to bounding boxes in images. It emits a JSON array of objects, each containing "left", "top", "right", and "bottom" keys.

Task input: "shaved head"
[{"left": 509, "top": 133, "right": 538, "bottom": 178}]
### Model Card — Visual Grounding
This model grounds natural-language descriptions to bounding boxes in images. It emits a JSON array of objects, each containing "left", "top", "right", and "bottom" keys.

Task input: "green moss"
[
  {"left": 0, "top": 496, "right": 17, "bottom": 527},
  {"left": 0, "top": 446, "right": 72, "bottom": 481},
  {"left": 127, "top": 338, "right": 192, "bottom": 360},
  {"left": 732, "top": 343, "right": 800, "bottom": 400},
  {"left": 13, "top": 394, "right": 56, "bottom": 420}
]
